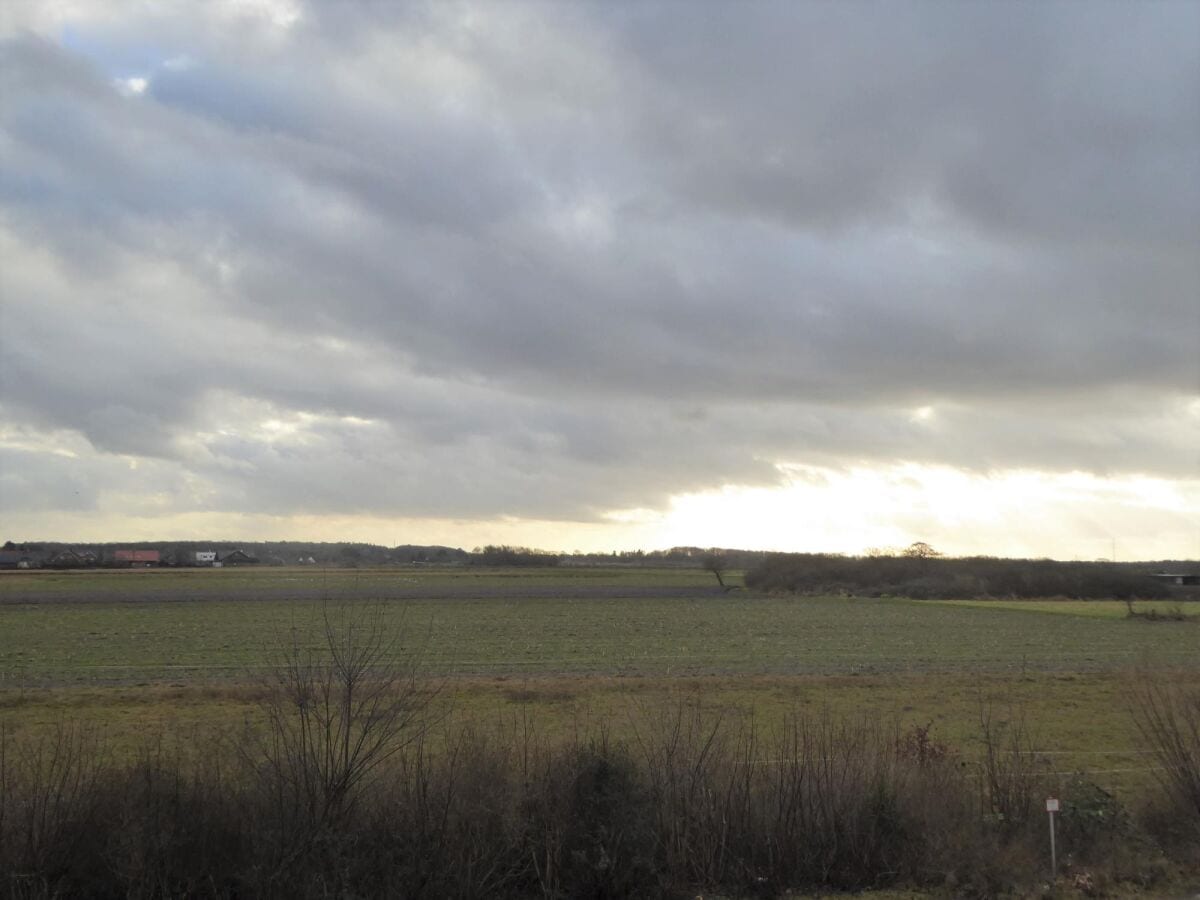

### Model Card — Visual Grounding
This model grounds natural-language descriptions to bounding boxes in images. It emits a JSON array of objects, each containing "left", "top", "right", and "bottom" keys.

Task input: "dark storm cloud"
[{"left": 1, "top": 1, "right": 1197, "bottom": 522}]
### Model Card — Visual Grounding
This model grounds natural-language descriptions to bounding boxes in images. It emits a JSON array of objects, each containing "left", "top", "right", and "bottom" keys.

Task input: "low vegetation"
[
  {"left": 1129, "top": 677, "right": 1200, "bottom": 825},
  {"left": 2, "top": 567, "right": 1197, "bottom": 896},
  {"left": 4, "top": 579, "right": 1199, "bottom": 685},
  {"left": 746, "top": 552, "right": 1176, "bottom": 600},
  {"left": 2, "top": 627, "right": 1197, "bottom": 898},
  {"left": 469, "top": 544, "right": 562, "bottom": 567}
]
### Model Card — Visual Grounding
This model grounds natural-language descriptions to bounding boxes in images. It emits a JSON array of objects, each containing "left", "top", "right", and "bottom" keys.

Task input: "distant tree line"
[
  {"left": 3, "top": 539, "right": 775, "bottom": 570},
  {"left": 470, "top": 545, "right": 562, "bottom": 567},
  {"left": 5, "top": 539, "right": 1190, "bottom": 592},
  {"left": 745, "top": 547, "right": 1178, "bottom": 600},
  {"left": 1, "top": 540, "right": 469, "bottom": 569}
]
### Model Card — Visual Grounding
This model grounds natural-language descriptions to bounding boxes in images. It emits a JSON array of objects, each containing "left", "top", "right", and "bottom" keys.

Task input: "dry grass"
[
  {"left": 7, "top": 669, "right": 1200, "bottom": 804},
  {"left": 5, "top": 694, "right": 1194, "bottom": 899}
]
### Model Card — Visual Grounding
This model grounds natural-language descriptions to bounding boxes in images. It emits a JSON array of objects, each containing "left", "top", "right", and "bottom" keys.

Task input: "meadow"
[
  {"left": 2, "top": 567, "right": 1196, "bottom": 683},
  {"left": 2, "top": 566, "right": 1198, "bottom": 896},
  {"left": 2, "top": 566, "right": 1197, "bottom": 789}
]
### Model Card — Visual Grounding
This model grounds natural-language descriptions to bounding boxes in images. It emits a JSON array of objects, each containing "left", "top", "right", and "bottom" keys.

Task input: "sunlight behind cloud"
[
  {"left": 1, "top": 1, "right": 1196, "bottom": 558},
  {"left": 114, "top": 76, "right": 148, "bottom": 96},
  {"left": 650, "top": 465, "right": 1200, "bottom": 560}
]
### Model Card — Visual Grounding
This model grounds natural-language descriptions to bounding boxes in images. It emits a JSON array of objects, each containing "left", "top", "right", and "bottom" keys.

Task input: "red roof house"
[{"left": 114, "top": 549, "right": 160, "bottom": 566}]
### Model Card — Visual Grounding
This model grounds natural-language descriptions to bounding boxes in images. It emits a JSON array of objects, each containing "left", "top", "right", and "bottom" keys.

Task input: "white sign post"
[{"left": 1045, "top": 797, "right": 1060, "bottom": 879}]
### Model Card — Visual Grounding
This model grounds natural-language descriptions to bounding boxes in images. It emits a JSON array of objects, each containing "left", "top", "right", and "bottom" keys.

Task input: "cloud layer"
[{"left": 1, "top": 1, "right": 1197, "bottom": 543}]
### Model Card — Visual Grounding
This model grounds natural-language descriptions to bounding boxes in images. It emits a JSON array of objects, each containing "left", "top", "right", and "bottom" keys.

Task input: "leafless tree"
[
  {"left": 1128, "top": 676, "right": 1200, "bottom": 821},
  {"left": 702, "top": 552, "right": 729, "bottom": 590},
  {"left": 247, "top": 602, "right": 441, "bottom": 872},
  {"left": 902, "top": 541, "right": 942, "bottom": 559}
]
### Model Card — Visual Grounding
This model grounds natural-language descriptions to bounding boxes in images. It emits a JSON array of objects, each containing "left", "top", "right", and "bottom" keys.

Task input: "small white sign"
[{"left": 1045, "top": 798, "right": 1060, "bottom": 813}]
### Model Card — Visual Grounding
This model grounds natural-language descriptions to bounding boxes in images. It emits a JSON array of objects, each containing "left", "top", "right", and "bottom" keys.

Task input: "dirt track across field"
[
  {"left": 0, "top": 567, "right": 727, "bottom": 605},
  {"left": 0, "top": 581, "right": 722, "bottom": 604}
]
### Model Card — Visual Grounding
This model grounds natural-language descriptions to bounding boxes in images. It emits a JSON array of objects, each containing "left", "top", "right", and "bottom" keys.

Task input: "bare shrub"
[
  {"left": 739, "top": 710, "right": 972, "bottom": 891},
  {"left": 896, "top": 720, "right": 951, "bottom": 767},
  {"left": 746, "top": 553, "right": 1173, "bottom": 600},
  {"left": 1128, "top": 675, "right": 1200, "bottom": 835},
  {"left": 330, "top": 721, "right": 533, "bottom": 899},
  {"left": 1127, "top": 604, "right": 1194, "bottom": 622},
  {"left": 102, "top": 734, "right": 245, "bottom": 898},
  {"left": 9, "top": 653, "right": 1198, "bottom": 896},
  {"left": 524, "top": 729, "right": 660, "bottom": 899},
  {"left": 240, "top": 602, "right": 441, "bottom": 886},
  {"left": 636, "top": 702, "right": 983, "bottom": 895},
  {"left": 0, "top": 721, "right": 110, "bottom": 896},
  {"left": 633, "top": 697, "right": 734, "bottom": 889},
  {"left": 977, "top": 702, "right": 1048, "bottom": 837}
]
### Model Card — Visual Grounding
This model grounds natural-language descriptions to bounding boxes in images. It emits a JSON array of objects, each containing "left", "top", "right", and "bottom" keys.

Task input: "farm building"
[
  {"left": 219, "top": 549, "right": 259, "bottom": 566},
  {"left": 1150, "top": 572, "right": 1199, "bottom": 586},
  {"left": 45, "top": 549, "right": 87, "bottom": 568},
  {"left": 114, "top": 549, "right": 160, "bottom": 567},
  {"left": 194, "top": 551, "right": 217, "bottom": 566},
  {"left": 0, "top": 550, "right": 35, "bottom": 569}
]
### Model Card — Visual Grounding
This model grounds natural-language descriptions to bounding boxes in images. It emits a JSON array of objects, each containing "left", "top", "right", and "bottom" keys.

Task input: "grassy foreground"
[
  {"left": 5, "top": 669, "right": 1197, "bottom": 801},
  {"left": 2, "top": 567, "right": 1198, "bottom": 897},
  {"left": 2, "top": 566, "right": 1197, "bottom": 795}
]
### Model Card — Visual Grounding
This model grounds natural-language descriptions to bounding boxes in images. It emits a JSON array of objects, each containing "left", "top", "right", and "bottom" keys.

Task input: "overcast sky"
[{"left": 1, "top": 0, "right": 1197, "bottom": 558}]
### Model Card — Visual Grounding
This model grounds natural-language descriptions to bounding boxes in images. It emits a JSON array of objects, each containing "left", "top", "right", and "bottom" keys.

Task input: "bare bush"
[
  {"left": 1129, "top": 676, "right": 1200, "bottom": 827},
  {"left": 746, "top": 552, "right": 1174, "bottom": 600},
  {"left": 7, "top": 657, "right": 1199, "bottom": 896},
  {"left": 0, "top": 721, "right": 110, "bottom": 896},
  {"left": 99, "top": 734, "right": 245, "bottom": 897},
  {"left": 344, "top": 721, "right": 534, "bottom": 899},
  {"left": 525, "top": 730, "right": 659, "bottom": 898},
  {"left": 977, "top": 702, "right": 1048, "bottom": 836},
  {"left": 633, "top": 697, "right": 733, "bottom": 888},
  {"left": 242, "top": 602, "right": 441, "bottom": 882},
  {"left": 634, "top": 703, "right": 982, "bottom": 894}
]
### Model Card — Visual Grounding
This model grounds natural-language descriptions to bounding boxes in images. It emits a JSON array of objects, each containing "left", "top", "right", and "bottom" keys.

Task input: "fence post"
[{"left": 1045, "top": 797, "right": 1059, "bottom": 879}]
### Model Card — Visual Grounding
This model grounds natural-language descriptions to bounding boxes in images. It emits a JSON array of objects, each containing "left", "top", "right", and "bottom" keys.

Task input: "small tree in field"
[{"left": 702, "top": 552, "right": 729, "bottom": 590}]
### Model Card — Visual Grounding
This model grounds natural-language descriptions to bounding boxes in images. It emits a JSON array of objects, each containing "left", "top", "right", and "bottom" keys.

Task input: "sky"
[{"left": 1, "top": 0, "right": 1197, "bottom": 559}]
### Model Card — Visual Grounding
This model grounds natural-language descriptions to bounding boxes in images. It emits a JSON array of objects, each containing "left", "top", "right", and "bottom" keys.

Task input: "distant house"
[
  {"left": 194, "top": 551, "right": 217, "bottom": 566},
  {"left": 45, "top": 549, "right": 86, "bottom": 568},
  {"left": 0, "top": 550, "right": 34, "bottom": 569},
  {"left": 114, "top": 549, "right": 160, "bottom": 567},
  {"left": 1151, "top": 572, "right": 1200, "bottom": 586},
  {"left": 219, "top": 549, "right": 259, "bottom": 566}
]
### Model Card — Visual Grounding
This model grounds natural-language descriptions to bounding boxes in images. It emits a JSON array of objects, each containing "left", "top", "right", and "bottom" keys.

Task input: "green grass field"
[
  {"left": 2, "top": 567, "right": 1196, "bottom": 684},
  {"left": 2, "top": 566, "right": 1197, "bottom": 798},
  {"left": 932, "top": 597, "right": 1197, "bottom": 619},
  {"left": 0, "top": 564, "right": 713, "bottom": 602}
]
